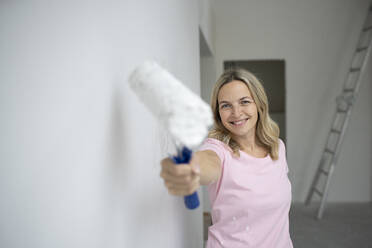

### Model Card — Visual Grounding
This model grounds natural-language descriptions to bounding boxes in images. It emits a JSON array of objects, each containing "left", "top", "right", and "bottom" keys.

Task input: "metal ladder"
[{"left": 305, "top": 3, "right": 372, "bottom": 220}]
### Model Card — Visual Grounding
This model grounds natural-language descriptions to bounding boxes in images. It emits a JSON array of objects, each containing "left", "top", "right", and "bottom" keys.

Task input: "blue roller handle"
[{"left": 171, "top": 146, "right": 200, "bottom": 210}]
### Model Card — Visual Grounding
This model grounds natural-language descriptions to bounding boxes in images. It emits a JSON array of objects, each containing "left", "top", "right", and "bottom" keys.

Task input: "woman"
[{"left": 160, "top": 68, "right": 293, "bottom": 248}]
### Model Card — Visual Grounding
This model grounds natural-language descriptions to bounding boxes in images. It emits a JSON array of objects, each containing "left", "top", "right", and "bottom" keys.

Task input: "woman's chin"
[{"left": 228, "top": 126, "right": 256, "bottom": 138}]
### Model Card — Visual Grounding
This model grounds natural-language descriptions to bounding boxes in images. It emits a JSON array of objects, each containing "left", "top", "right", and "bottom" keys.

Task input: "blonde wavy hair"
[{"left": 208, "top": 67, "right": 280, "bottom": 160}]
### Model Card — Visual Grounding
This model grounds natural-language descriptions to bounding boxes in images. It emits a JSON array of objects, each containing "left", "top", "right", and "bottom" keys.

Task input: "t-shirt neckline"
[{"left": 239, "top": 149, "right": 270, "bottom": 160}]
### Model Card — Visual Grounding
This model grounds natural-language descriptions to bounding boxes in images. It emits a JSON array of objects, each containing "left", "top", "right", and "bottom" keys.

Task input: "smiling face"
[{"left": 217, "top": 80, "right": 258, "bottom": 139}]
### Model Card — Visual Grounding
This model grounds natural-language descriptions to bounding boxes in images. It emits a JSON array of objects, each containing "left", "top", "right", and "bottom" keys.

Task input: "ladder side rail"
[
  {"left": 305, "top": 157, "right": 325, "bottom": 204},
  {"left": 341, "top": 7, "right": 372, "bottom": 92},
  {"left": 316, "top": 109, "right": 352, "bottom": 218},
  {"left": 332, "top": 35, "right": 372, "bottom": 165},
  {"left": 350, "top": 32, "right": 372, "bottom": 95},
  {"left": 332, "top": 107, "right": 354, "bottom": 166},
  {"left": 317, "top": 162, "right": 335, "bottom": 219},
  {"left": 304, "top": 109, "right": 339, "bottom": 205}
]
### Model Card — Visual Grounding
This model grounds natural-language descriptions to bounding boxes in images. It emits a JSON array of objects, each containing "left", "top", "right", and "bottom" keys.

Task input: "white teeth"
[{"left": 231, "top": 118, "right": 248, "bottom": 125}]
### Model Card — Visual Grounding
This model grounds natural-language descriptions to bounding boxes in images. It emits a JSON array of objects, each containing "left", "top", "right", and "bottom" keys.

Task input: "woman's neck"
[{"left": 233, "top": 131, "right": 260, "bottom": 153}]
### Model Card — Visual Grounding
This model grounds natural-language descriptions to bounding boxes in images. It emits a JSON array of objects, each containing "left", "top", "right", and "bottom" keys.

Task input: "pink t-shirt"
[{"left": 199, "top": 138, "right": 293, "bottom": 248}]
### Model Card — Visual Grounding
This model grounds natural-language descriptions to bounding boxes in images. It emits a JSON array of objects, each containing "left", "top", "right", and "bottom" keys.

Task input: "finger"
[
  {"left": 161, "top": 158, "right": 192, "bottom": 174},
  {"left": 167, "top": 164, "right": 193, "bottom": 177},
  {"left": 169, "top": 180, "right": 200, "bottom": 196},
  {"left": 163, "top": 180, "right": 174, "bottom": 190},
  {"left": 168, "top": 188, "right": 181, "bottom": 196},
  {"left": 167, "top": 176, "right": 200, "bottom": 192},
  {"left": 161, "top": 158, "right": 174, "bottom": 171},
  {"left": 160, "top": 170, "right": 179, "bottom": 185},
  {"left": 160, "top": 170, "right": 195, "bottom": 185},
  {"left": 190, "top": 155, "right": 200, "bottom": 174},
  {"left": 166, "top": 173, "right": 200, "bottom": 190}
]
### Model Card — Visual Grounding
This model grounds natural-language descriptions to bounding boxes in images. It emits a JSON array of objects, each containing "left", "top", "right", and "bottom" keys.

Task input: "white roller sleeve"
[{"left": 128, "top": 60, "right": 213, "bottom": 148}]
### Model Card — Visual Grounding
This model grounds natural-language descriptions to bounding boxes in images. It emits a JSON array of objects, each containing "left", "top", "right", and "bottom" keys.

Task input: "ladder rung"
[
  {"left": 343, "top": 88, "right": 355, "bottom": 92},
  {"left": 356, "top": 46, "right": 368, "bottom": 52},
  {"left": 313, "top": 187, "right": 323, "bottom": 196},
  {"left": 331, "top": 128, "right": 341, "bottom": 134},
  {"left": 325, "top": 148, "right": 335, "bottom": 154},
  {"left": 350, "top": 67, "right": 361, "bottom": 72},
  {"left": 320, "top": 169, "right": 329, "bottom": 175},
  {"left": 337, "top": 108, "right": 348, "bottom": 113},
  {"left": 363, "top": 26, "right": 372, "bottom": 32}
]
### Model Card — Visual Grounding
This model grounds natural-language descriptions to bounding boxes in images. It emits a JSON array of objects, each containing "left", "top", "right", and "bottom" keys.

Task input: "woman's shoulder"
[
  {"left": 277, "top": 138, "right": 288, "bottom": 163},
  {"left": 200, "top": 138, "right": 233, "bottom": 154},
  {"left": 202, "top": 138, "right": 230, "bottom": 150},
  {"left": 278, "top": 138, "right": 286, "bottom": 150},
  {"left": 277, "top": 138, "right": 289, "bottom": 172},
  {"left": 269, "top": 138, "right": 286, "bottom": 161},
  {"left": 203, "top": 137, "right": 224, "bottom": 145},
  {"left": 199, "top": 138, "right": 233, "bottom": 165}
]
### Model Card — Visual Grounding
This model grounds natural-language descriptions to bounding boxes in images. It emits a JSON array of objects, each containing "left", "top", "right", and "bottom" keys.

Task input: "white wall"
[
  {"left": 213, "top": 0, "right": 372, "bottom": 202},
  {"left": 199, "top": 0, "right": 216, "bottom": 55},
  {"left": 0, "top": 1, "right": 205, "bottom": 247}
]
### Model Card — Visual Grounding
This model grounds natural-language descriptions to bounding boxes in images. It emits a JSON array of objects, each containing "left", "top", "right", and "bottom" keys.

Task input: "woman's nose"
[{"left": 231, "top": 105, "right": 241, "bottom": 117}]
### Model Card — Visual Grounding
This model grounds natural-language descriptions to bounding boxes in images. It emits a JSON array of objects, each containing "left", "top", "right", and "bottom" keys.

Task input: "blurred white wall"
[
  {"left": 0, "top": 1, "right": 208, "bottom": 247},
  {"left": 213, "top": 0, "right": 372, "bottom": 203},
  {"left": 199, "top": 0, "right": 216, "bottom": 55}
]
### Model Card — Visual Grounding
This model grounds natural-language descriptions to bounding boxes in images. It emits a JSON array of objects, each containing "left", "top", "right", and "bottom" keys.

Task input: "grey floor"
[{"left": 290, "top": 202, "right": 372, "bottom": 248}]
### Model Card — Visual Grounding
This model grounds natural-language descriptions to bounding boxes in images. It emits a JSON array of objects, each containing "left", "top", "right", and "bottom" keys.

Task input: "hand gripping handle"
[{"left": 171, "top": 147, "right": 200, "bottom": 209}]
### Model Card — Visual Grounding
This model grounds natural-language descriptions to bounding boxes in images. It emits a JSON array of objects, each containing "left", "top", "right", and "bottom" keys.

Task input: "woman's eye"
[
  {"left": 220, "top": 104, "right": 230, "bottom": 109},
  {"left": 241, "top": 100, "right": 251, "bottom": 104}
]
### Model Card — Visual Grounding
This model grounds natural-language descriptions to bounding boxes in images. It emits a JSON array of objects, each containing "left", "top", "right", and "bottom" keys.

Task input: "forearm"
[{"left": 194, "top": 150, "right": 221, "bottom": 186}]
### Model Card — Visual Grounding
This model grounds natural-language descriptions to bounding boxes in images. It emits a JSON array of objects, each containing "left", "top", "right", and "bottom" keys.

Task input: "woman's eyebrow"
[{"left": 219, "top": 96, "right": 252, "bottom": 105}]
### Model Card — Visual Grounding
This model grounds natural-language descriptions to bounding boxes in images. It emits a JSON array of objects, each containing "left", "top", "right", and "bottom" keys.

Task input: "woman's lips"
[{"left": 229, "top": 118, "right": 249, "bottom": 127}]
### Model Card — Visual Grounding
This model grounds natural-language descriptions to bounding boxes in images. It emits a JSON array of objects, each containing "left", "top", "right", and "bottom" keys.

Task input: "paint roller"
[{"left": 128, "top": 60, "right": 213, "bottom": 209}]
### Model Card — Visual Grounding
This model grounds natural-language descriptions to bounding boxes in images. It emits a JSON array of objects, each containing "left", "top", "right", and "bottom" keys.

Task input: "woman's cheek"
[
  {"left": 220, "top": 113, "right": 230, "bottom": 129},
  {"left": 219, "top": 110, "right": 228, "bottom": 122}
]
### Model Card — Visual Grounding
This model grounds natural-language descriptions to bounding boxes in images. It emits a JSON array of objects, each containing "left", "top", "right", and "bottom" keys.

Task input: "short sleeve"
[
  {"left": 279, "top": 139, "right": 289, "bottom": 173},
  {"left": 198, "top": 138, "right": 227, "bottom": 165}
]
